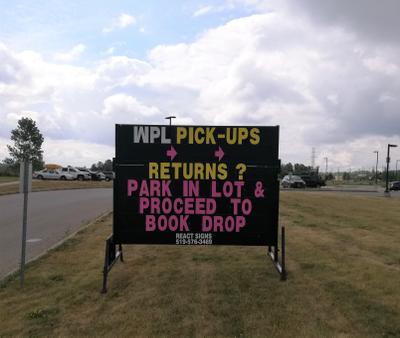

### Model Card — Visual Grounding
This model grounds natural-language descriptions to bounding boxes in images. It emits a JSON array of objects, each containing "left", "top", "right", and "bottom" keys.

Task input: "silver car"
[
  {"left": 60, "top": 166, "right": 91, "bottom": 181},
  {"left": 281, "top": 175, "right": 306, "bottom": 188},
  {"left": 33, "top": 169, "right": 74, "bottom": 180}
]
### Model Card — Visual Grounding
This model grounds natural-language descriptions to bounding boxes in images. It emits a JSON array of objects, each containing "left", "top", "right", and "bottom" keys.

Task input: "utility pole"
[
  {"left": 396, "top": 159, "right": 400, "bottom": 181},
  {"left": 19, "top": 160, "right": 32, "bottom": 287},
  {"left": 311, "top": 147, "right": 316, "bottom": 169},
  {"left": 324, "top": 157, "right": 328, "bottom": 178},
  {"left": 373, "top": 150, "right": 379, "bottom": 184},
  {"left": 385, "top": 144, "right": 397, "bottom": 194}
]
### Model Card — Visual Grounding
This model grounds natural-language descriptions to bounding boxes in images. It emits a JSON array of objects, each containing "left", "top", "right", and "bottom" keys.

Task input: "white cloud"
[
  {"left": 105, "top": 47, "right": 115, "bottom": 55},
  {"left": 315, "top": 135, "right": 400, "bottom": 171},
  {"left": 1, "top": 5, "right": 400, "bottom": 169},
  {"left": 0, "top": 138, "right": 9, "bottom": 161},
  {"left": 0, "top": 135, "right": 114, "bottom": 167},
  {"left": 103, "top": 13, "right": 136, "bottom": 33},
  {"left": 193, "top": 5, "right": 214, "bottom": 17},
  {"left": 285, "top": 0, "right": 400, "bottom": 45},
  {"left": 118, "top": 13, "right": 136, "bottom": 27},
  {"left": 54, "top": 44, "right": 86, "bottom": 62},
  {"left": 102, "top": 94, "right": 160, "bottom": 118},
  {"left": 363, "top": 57, "right": 400, "bottom": 76},
  {"left": 42, "top": 138, "right": 114, "bottom": 167}
]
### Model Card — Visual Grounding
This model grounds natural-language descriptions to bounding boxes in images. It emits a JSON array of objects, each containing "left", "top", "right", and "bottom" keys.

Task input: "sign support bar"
[
  {"left": 19, "top": 160, "right": 32, "bottom": 287},
  {"left": 268, "top": 225, "right": 287, "bottom": 281},
  {"left": 101, "top": 235, "right": 123, "bottom": 293}
]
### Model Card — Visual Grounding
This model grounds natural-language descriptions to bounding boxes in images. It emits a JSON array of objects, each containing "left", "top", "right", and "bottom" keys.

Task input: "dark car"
[
  {"left": 103, "top": 171, "right": 115, "bottom": 181},
  {"left": 389, "top": 181, "right": 400, "bottom": 191},
  {"left": 300, "top": 174, "right": 326, "bottom": 188},
  {"left": 90, "top": 171, "right": 106, "bottom": 181},
  {"left": 77, "top": 168, "right": 105, "bottom": 181}
]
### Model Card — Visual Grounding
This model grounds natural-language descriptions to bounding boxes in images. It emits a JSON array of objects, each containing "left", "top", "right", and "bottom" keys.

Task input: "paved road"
[{"left": 0, "top": 188, "right": 112, "bottom": 279}]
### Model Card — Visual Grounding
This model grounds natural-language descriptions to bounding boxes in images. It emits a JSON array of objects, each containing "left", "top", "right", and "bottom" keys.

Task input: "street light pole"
[
  {"left": 396, "top": 159, "right": 400, "bottom": 181},
  {"left": 373, "top": 150, "right": 379, "bottom": 184},
  {"left": 385, "top": 144, "right": 398, "bottom": 194},
  {"left": 165, "top": 116, "right": 176, "bottom": 127}
]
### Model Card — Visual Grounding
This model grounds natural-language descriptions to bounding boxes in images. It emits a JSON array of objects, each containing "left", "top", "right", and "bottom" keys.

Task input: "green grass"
[
  {"left": 0, "top": 176, "right": 18, "bottom": 182},
  {"left": 0, "top": 192, "right": 399, "bottom": 337}
]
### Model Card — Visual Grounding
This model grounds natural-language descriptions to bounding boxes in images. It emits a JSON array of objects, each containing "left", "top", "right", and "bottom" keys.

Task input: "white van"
[
  {"left": 33, "top": 169, "right": 74, "bottom": 180},
  {"left": 60, "top": 166, "right": 91, "bottom": 181}
]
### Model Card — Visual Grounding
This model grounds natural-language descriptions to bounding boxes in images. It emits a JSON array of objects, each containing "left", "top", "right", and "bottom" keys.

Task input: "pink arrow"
[
  {"left": 214, "top": 146, "right": 224, "bottom": 161},
  {"left": 166, "top": 145, "right": 177, "bottom": 160}
]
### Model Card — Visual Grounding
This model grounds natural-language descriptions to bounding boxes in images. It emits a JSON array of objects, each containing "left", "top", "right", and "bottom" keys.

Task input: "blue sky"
[
  {"left": 0, "top": 0, "right": 399, "bottom": 168},
  {"left": 0, "top": 0, "right": 256, "bottom": 61}
]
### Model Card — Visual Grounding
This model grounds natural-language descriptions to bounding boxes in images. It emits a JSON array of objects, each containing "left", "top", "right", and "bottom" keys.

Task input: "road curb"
[{"left": 0, "top": 210, "right": 112, "bottom": 283}]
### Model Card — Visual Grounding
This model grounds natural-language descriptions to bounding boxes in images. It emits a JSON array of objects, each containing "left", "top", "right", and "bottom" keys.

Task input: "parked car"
[
  {"left": 94, "top": 171, "right": 106, "bottom": 181},
  {"left": 60, "top": 166, "right": 91, "bottom": 181},
  {"left": 300, "top": 174, "right": 326, "bottom": 188},
  {"left": 78, "top": 168, "right": 106, "bottom": 181},
  {"left": 33, "top": 169, "right": 74, "bottom": 180},
  {"left": 389, "top": 181, "right": 400, "bottom": 191},
  {"left": 281, "top": 175, "right": 306, "bottom": 188},
  {"left": 103, "top": 171, "right": 115, "bottom": 181}
]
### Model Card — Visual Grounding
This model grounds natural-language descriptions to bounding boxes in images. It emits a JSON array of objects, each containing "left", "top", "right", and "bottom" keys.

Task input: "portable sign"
[
  {"left": 113, "top": 125, "right": 280, "bottom": 246},
  {"left": 102, "top": 124, "right": 285, "bottom": 293}
]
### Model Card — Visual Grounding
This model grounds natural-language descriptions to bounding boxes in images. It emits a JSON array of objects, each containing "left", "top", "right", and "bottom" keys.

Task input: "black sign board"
[{"left": 114, "top": 125, "right": 280, "bottom": 246}]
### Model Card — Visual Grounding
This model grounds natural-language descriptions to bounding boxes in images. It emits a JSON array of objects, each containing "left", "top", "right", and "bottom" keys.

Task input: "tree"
[
  {"left": 281, "top": 162, "right": 294, "bottom": 176},
  {"left": 342, "top": 172, "right": 351, "bottom": 180},
  {"left": 0, "top": 157, "right": 19, "bottom": 176},
  {"left": 104, "top": 159, "right": 113, "bottom": 171},
  {"left": 294, "top": 163, "right": 312, "bottom": 174},
  {"left": 90, "top": 159, "right": 113, "bottom": 171},
  {"left": 7, "top": 117, "right": 44, "bottom": 170},
  {"left": 96, "top": 161, "right": 104, "bottom": 171}
]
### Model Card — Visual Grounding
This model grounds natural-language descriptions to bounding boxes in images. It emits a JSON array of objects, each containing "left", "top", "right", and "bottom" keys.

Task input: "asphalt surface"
[{"left": 0, "top": 188, "right": 112, "bottom": 279}]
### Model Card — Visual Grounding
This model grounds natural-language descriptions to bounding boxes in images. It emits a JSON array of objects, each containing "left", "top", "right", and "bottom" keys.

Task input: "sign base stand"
[
  {"left": 101, "top": 226, "right": 287, "bottom": 294},
  {"left": 101, "top": 234, "right": 123, "bottom": 293},
  {"left": 268, "top": 225, "right": 287, "bottom": 281}
]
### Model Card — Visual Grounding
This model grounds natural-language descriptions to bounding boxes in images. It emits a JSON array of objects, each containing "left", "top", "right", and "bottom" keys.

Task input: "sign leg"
[
  {"left": 281, "top": 226, "right": 287, "bottom": 281},
  {"left": 101, "top": 238, "right": 110, "bottom": 293},
  {"left": 119, "top": 244, "right": 124, "bottom": 262},
  {"left": 101, "top": 235, "right": 123, "bottom": 294},
  {"left": 267, "top": 225, "right": 287, "bottom": 281}
]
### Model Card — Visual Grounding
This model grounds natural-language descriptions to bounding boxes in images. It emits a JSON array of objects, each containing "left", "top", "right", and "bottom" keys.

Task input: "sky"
[{"left": 1, "top": 0, "right": 399, "bottom": 170}]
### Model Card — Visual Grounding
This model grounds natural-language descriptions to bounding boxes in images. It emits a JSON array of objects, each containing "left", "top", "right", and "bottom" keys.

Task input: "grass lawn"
[
  {"left": 0, "top": 192, "right": 399, "bottom": 337},
  {"left": 0, "top": 176, "right": 18, "bottom": 183},
  {"left": 0, "top": 179, "right": 112, "bottom": 196}
]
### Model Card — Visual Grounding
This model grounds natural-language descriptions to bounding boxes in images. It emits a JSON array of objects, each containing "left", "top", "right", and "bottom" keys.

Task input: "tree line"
[
  {"left": 0, "top": 118, "right": 44, "bottom": 176},
  {"left": 0, "top": 117, "right": 116, "bottom": 176},
  {"left": 1, "top": 117, "right": 399, "bottom": 181}
]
